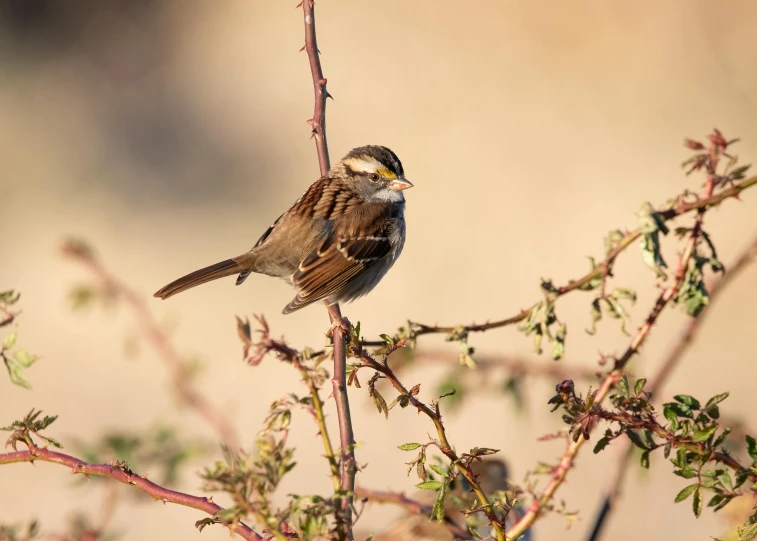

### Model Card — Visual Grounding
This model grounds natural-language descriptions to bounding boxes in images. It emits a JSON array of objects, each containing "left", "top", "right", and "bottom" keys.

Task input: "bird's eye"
[{"left": 369, "top": 173, "right": 380, "bottom": 182}]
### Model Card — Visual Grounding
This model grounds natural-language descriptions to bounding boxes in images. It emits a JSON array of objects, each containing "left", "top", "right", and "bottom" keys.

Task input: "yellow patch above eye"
[{"left": 376, "top": 167, "right": 397, "bottom": 179}]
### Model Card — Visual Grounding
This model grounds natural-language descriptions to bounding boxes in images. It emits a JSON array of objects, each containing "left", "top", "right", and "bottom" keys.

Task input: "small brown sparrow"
[{"left": 154, "top": 146, "right": 412, "bottom": 313}]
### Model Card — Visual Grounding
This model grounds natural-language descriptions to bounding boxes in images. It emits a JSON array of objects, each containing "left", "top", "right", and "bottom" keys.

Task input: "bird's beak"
[{"left": 388, "top": 178, "right": 413, "bottom": 191}]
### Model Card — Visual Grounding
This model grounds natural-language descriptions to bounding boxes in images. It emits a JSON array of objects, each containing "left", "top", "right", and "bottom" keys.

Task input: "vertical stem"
[
  {"left": 302, "top": 0, "right": 330, "bottom": 175},
  {"left": 306, "top": 377, "right": 342, "bottom": 492},
  {"left": 300, "top": 2, "right": 354, "bottom": 538},
  {"left": 326, "top": 302, "right": 356, "bottom": 540}
]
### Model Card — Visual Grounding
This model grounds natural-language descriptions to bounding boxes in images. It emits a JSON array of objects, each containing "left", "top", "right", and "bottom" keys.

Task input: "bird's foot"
[{"left": 326, "top": 315, "right": 352, "bottom": 338}]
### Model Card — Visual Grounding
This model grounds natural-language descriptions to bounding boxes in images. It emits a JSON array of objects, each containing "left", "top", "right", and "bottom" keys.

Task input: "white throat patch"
[{"left": 368, "top": 189, "right": 404, "bottom": 203}]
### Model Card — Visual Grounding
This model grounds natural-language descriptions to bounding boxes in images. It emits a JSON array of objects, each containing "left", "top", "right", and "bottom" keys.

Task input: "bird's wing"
[{"left": 283, "top": 231, "right": 392, "bottom": 313}]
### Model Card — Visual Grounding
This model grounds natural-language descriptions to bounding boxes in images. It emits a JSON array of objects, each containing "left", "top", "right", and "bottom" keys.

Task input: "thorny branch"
[
  {"left": 393, "top": 173, "right": 757, "bottom": 343},
  {"left": 0, "top": 445, "right": 261, "bottom": 541},
  {"left": 299, "top": 1, "right": 356, "bottom": 538},
  {"left": 237, "top": 315, "right": 340, "bottom": 492},
  {"left": 503, "top": 130, "right": 734, "bottom": 540},
  {"left": 586, "top": 229, "right": 757, "bottom": 541},
  {"left": 353, "top": 343, "right": 508, "bottom": 541},
  {"left": 61, "top": 241, "right": 241, "bottom": 450},
  {"left": 355, "top": 486, "right": 472, "bottom": 540}
]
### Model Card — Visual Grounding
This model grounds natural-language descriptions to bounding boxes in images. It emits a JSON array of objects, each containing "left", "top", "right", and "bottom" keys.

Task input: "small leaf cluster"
[
  {"left": 672, "top": 229, "right": 725, "bottom": 316},
  {"left": 1, "top": 291, "right": 40, "bottom": 389},
  {"left": 517, "top": 284, "right": 566, "bottom": 360},
  {"left": 398, "top": 443, "right": 509, "bottom": 536},
  {"left": 198, "top": 396, "right": 333, "bottom": 540},
  {"left": 548, "top": 376, "right": 757, "bottom": 521},
  {"left": 2, "top": 409, "right": 61, "bottom": 450},
  {"left": 638, "top": 201, "right": 670, "bottom": 279}
]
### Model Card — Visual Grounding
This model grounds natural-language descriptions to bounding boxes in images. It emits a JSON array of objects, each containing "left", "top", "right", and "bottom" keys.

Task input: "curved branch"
[
  {"left": 403, "top": 175, "right": 757, "bottom": 340},
  {"left": 355, "top": 486, "right": 472, "bottom": 540},
  {"left": 0, "top": 445, "right": 261, "bottom": 541},
  {"left": 355, "top": 346, "right": 506, "bottom": 541},
  {"left": 586, "top": 229, "right": 757, "bottom": 541},
  {"left": 505, "top": 171, "right": 719, "bottom": 539},
  {"left": 62, "top": 241, "right": 240, "bottom": 450}
]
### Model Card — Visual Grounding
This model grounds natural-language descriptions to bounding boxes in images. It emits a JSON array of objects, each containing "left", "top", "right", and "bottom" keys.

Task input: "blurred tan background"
[{"left": 2, "top": 0, "right": 757, "bottom": 539}]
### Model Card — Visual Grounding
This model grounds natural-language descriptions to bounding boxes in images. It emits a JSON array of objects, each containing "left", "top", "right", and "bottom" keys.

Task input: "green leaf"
[
  {"left": 713, "top": 427, "right": 731, "bottom": 448},
  {"left": 429, "top": 464, "right": 446, "bottom": 477},
  {"left": 3, "top": 332, "right": 17, "bottom": 350},
  {"left": 706, "top": 405, "right": 720, "bottom": 420},
  {"left": 13, "top": 349, "right": 38, "bottom": 368},
  {"left": 674, "top": 483, "right": 698, "bottom": 502},
  {"left": 674, "top": 395, "right": 701, "bottom": 410},
  {"left": 673, "top": 468, "right": 697, "bottom": 479},
  {"left": 586, "top": 298, "right": 602, "bottom": 335},
  {"left": 593, "top": 436, "right": 611, "bottom": 454},
  {"left": 379, "top": 334, "right": 394, "bottom": 345},
  {"left": 625, "top": 429, "right": 648, "bottom": 450},
  {"left": 634, "top": 378, "right": 647, "bottom": 395},
  {"left": 692, "top": 487, "right": 702, "bottom": 518},
  {"left": 746, "top": 435, "right": 757, "bottom": 462},
  {"left": 663, "top": 441, "right": 673, "bottom": 459},
  {"left": 708, "top": 494, "right": 725, "bottom": 508},
  {"left": 664, "top": 404, "right": 680, "bottom": 431},
  {"left": 692, "top": 425, "right": 718, "bottom": 443},
  {"left": 552, "top": 323, "right": 567, "bottom": 360},
  {"left": 5, "top": 359, "right": 31, "bottom": 389},
  {"left": 398, "top": 443, "right": 421, "bottom": 451},
  {"left": 640, "top": 450, "right": 650, "bottom": 469},
  {"left": 431, "top": 477, "right": 450, "bottom": 523},
  {"left": 720, "top": 471, "right": 733, "bottom": 490},
  {"left": 664, "top": 401, "right": 693, "bottom": 419},
  {"left": 618, "top": 375, "right": 630, "bottom": 397},
  {"left": 706, "top": 392, "right": 729, "bottom": 408},
  {"left": 416, "top": 480, "right": 443, "bottom": 490}
]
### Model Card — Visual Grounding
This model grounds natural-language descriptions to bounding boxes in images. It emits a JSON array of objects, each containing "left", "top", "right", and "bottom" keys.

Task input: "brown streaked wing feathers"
[{"left": 283, "top": 232, "right": 392, "bottom": 313}]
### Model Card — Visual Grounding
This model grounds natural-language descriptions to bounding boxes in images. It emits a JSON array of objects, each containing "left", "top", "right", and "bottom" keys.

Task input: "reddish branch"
[
  {"left": 299, "top": 1, "right": 356, "bottom": 538},
  {"left": 0, "top": 444, "right": 262, "bottom": 541},
  {"left": 61, "top": 241, "right": 240, "bottom": 450},
  {"left": 505, "top": 150, "right": 723, "bottom": 540},
  {"left": 586, "top": 230, "right": 757, "bottom": 541},
  {"left": 354, "top": 345, "right": 507, "bottom": 541},
  {"left": 355, "top": 486, "right": 472, "bottom": 540},
  {"left": 403, "top": 174, "right": 757, "bottom": 341},
  {"left": 409, "top": 348, "right": 598, "bottom": 382}
]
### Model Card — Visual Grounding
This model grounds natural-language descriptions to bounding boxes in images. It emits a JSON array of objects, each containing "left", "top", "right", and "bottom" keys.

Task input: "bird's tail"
[{"left": 154, "top": 258, "right": 246, "bottom": 299}]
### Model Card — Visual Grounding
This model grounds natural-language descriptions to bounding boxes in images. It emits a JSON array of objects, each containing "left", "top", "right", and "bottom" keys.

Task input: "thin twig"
[
  {"left": 355, "top": 346, "right": 507, "bottom": 541},
  {"left": 408, "top": 348, "right": 598, "bottom": 383},
  {"left": 61, "top": 242, "right": 240, "bottom": 450},
  {"left": 0, "top": 445, "right": 262, "bottom": 541},
  {"left": 400, "top": 175, "right": 757, "bottom": 341},
  {"left": 355, "top": 486, "right": 472, "bottom": 540},
  {"left": 299, "top": 2, "right": 355, "bottom": 538},
  {"left": 243, "top": 315, "right": 341, "bottom": 492},
  {"left": 505, "top": 170, "right": 719, "bottom": 540},
  {"left": 586, "top": 230, "right": 757, "bottom": 541}
]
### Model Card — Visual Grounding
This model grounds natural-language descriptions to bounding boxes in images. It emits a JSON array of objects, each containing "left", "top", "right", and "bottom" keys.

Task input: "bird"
[{"left": 153, "top": 145, "right": 412, "bottom": 314}]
